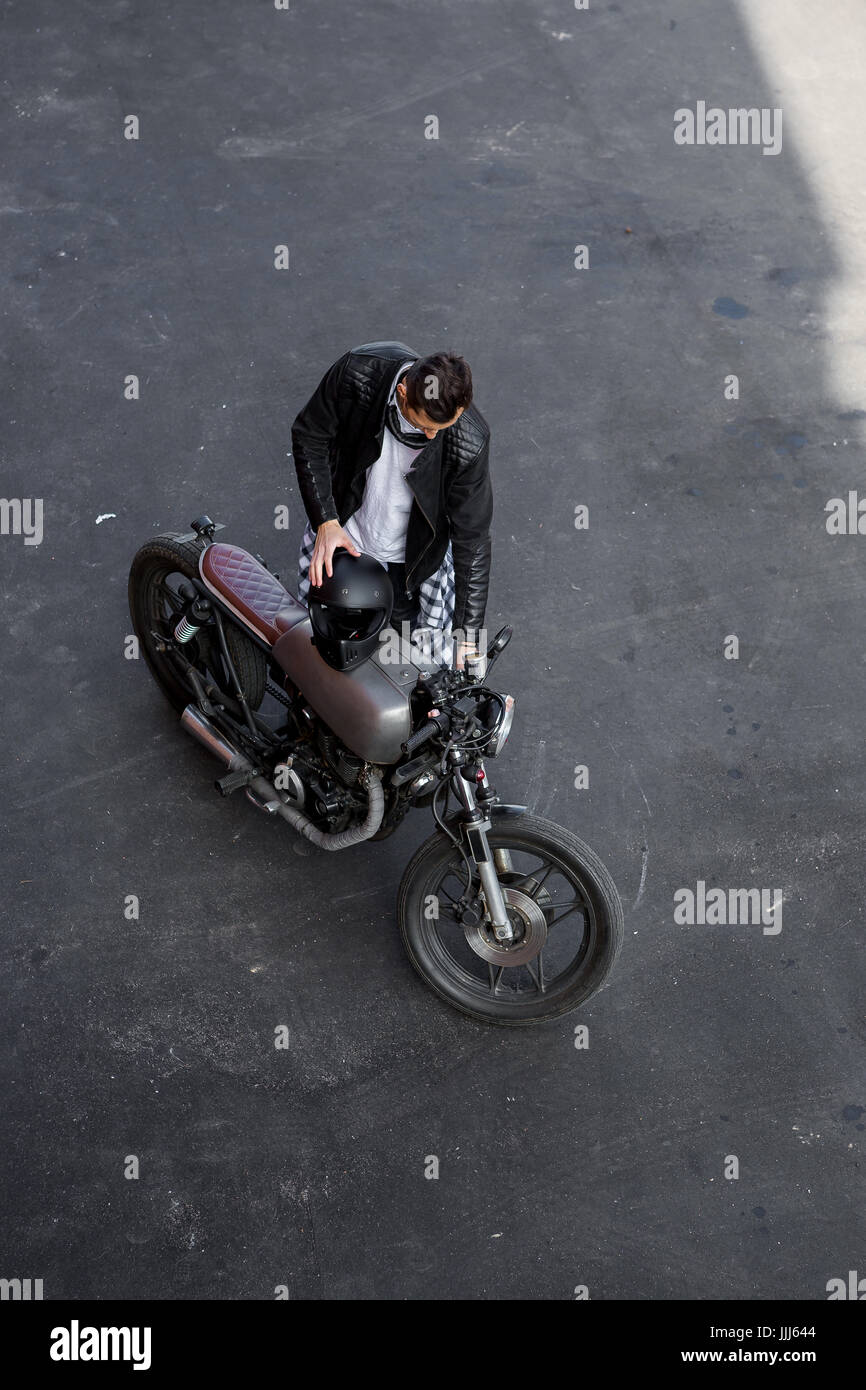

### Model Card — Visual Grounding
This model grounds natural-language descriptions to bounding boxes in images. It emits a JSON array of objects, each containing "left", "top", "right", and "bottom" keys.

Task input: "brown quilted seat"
[{"left": 199, "top": 542, "right": 308, "bottom": 646}]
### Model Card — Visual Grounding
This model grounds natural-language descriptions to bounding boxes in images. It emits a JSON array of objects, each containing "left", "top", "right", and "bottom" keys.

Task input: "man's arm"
[
  {"left": 291, "top": 350, "right": 351, "bottom": 529},
  {"left": 446, "top": 436, "right": 493, "bottom": 646}
]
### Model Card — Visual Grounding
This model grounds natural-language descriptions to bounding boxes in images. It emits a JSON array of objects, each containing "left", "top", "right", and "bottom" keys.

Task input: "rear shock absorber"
[{"left": 174, "top": 591, "right": 212, "bottom": 644}]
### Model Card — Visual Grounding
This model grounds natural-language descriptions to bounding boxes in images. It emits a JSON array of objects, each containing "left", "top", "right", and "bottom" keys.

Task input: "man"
[{"left": 291, "top": 340, "right": 493, "bottom": 669}]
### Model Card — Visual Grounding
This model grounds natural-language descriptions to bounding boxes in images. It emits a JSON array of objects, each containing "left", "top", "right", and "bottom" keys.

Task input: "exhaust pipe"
[
  {"left": 180, "top": 705, "right": 285, "bottom": 812},
  {"left": 181, "top": 705, "right": 246, "bottom": 770},
  {"left": 179, "top": 704, "right": 384, "bottom": 850}
]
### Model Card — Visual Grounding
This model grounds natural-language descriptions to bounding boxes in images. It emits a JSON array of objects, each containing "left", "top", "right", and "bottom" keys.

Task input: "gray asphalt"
[{"left": 1, "top": 0, "right": 863, "bottom": 1299}]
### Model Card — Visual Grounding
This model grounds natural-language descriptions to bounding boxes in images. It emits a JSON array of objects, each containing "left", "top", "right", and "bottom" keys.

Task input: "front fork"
[{"left": 448, "top": 752, "right": 515, "bottom": 942}]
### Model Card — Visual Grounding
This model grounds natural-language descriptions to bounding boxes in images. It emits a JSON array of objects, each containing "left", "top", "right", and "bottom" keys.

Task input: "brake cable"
[{"left": 431, "top": 736, "right": 480, "bottom": 897}]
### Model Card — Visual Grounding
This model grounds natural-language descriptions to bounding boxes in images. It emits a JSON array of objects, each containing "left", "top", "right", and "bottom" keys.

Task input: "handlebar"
[{"left": 402, "top": 711, "right": 451, "bottom": 755}]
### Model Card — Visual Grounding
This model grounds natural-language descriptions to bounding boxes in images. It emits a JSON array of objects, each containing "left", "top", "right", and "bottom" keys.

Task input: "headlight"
[{"left": 487, "top": 695, "right": 515, "bottom": 757}]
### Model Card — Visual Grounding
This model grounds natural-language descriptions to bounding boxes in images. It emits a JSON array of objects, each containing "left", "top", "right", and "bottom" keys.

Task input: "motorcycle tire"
[
  {"left": 128, "top": 533, "right": 268, "bottom": 713},
  {"left": 397, "top": 812, "right": 623, "bottom": 1025}
]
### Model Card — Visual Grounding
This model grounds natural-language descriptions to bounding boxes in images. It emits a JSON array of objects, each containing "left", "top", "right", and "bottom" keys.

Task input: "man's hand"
[{"left": 310, "top": 519, "right": 361, "bottom": 588}]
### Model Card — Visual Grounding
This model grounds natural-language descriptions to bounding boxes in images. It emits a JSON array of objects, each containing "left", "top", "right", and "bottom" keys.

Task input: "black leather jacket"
[{"left": 291, "top": 340, "right": 493, "bottom": 635}]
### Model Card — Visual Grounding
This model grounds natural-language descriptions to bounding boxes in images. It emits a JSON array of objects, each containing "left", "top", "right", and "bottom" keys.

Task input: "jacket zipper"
[{"left": 405, "top": 492, "right": 436, "bottom": 597}]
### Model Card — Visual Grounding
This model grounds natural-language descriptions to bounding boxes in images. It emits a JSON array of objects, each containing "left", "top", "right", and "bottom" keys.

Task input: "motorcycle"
[{"left": 128, "top": 516, "right": 623, "bottom": 1025}]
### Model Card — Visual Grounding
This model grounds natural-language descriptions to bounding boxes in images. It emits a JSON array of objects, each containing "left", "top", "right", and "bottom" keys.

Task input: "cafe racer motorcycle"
[{"left": 128, "top": 516, "right": 623, "bottom": 1025}]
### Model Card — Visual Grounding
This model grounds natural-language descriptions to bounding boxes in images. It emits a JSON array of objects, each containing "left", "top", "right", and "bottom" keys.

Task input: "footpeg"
[{"left": 215, "top": 767, "right": 261, "bottom": 797}]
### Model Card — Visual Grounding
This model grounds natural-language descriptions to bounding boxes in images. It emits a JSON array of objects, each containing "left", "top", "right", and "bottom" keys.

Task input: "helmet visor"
[{"left": 316, "top": 603, "right": 384, "bottom": 642}]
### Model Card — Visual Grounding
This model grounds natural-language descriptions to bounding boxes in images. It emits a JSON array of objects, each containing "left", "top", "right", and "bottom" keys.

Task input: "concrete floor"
[{"left": 1, "top": 0, "right": 864, "bottom": 1299}]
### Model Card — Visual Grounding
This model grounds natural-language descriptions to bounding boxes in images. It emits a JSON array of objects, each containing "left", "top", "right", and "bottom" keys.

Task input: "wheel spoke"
[
  {"left": 437, "top": 900, "right": 461, "bottom": 923},
  {"left": 507, "top": 860, "right": 556, "bottom": 895},
  {"left": 545, "top": 900, "right": 585, "bottom": 928},
  {"left": 160, "top": 584, "right": 185, "bottom": 614},
  {"left": 529, "top": 861, "right": 557, "bottom": 892},
  {"left": 437, "top": 883, "right": 462, "bottom": 906},
  {"left": 524, "top": 954, "right": 546, "bottom": 994}
]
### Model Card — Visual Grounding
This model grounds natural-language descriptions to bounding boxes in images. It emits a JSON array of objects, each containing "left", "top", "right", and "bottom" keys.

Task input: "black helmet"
[{"left": 308, "top": 548, "right": 394, "bottom": 671}]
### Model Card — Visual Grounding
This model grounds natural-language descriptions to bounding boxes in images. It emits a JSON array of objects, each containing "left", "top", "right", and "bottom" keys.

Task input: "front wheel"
[{"left": 397, "top": 812, "right": 623, "bottom": 1025}]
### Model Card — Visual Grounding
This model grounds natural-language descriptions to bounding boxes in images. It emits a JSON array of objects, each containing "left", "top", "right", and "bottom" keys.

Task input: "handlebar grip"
[{"left": 403, "top": 714, "right": 446, "bottom": 755}]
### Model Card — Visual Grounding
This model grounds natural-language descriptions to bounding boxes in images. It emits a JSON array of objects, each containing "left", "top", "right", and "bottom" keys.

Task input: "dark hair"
[{"left": 403, "top": 352, "right": 473, "bottom": 424}]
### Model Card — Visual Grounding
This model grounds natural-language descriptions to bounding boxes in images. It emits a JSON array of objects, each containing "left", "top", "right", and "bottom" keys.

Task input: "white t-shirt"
[{"left": 343, "top": 360, "right": 427, "bottom": 565}]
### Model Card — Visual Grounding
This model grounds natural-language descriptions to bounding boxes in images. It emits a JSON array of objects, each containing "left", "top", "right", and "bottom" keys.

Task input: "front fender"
[{"left": 444, "top": 802, "right": 528, "bottom": 832}]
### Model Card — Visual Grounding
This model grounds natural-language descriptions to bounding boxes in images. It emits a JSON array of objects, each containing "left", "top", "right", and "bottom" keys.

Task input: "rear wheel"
[
  {"left": 128, "top": 534, "right": 267, "bottom": 713},
  {"left": 397, "top": 812, "right": 623, "bottom": 1025}
]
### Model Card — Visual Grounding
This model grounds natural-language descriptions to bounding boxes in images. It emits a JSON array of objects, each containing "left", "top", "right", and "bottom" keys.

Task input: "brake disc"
[{"left": 463, "top": 886, "right": 549, "bottom": 966}]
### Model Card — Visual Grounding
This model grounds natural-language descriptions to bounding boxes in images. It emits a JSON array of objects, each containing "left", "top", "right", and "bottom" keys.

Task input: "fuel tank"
[{"left": 272, "top": 620, "right": 427, "bottom": 765}]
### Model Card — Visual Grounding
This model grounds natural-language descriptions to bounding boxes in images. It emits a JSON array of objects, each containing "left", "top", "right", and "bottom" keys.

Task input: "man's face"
[{"left": 397, "top": 381, "right": 465, "bottom": 440}]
